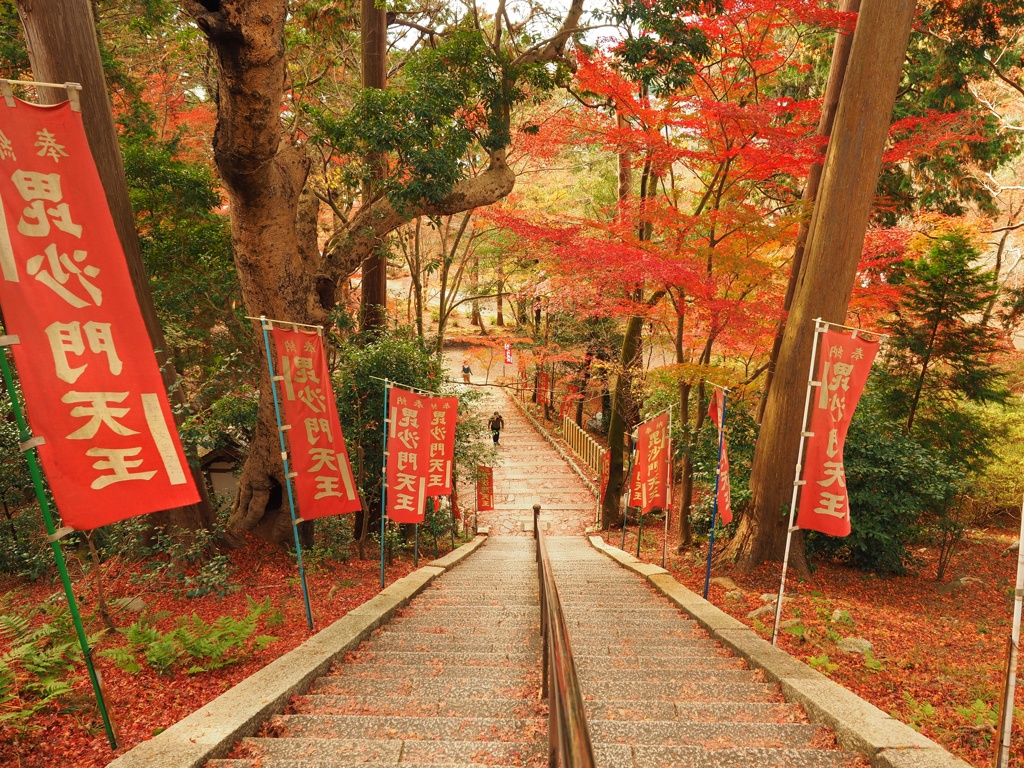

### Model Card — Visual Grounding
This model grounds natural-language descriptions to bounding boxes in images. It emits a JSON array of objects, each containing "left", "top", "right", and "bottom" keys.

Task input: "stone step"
[
  {"left": 582, "top": 680, "right": 778, "bottom": 702},
  {"left": 578, "top": 669, "right": 757, "bottom": 684},
  {"left": 292, "top": 695, "right": 536, "bottom": 720},
  {"left": 587, "top": 719, "right": 825, "bottom": 749},
  {"left": 231, "top": 737, "right": 545, "bottom": 765},
  {"left": 367, "top": 638, "right": 538, "bottom": 654},
  {"left": 584, "top": 700, "right": 804, "bottom": 723},
  {"left": 309, "top": 677, "right": 540, "bottom": 699},
  {"left": 210, "top": 762, "right": 519, "bottom": 768},
  {"left": 588, "top": 745, "right": 853, "bottom": 768},
  {"left": 575, "top": 656, "right": 746, "bottom": 672},
  {"left": 329, "top": 664, "right": 537, "bottom": 681},
  {"left": 268, "top": 715, "right": 543, "bottom": 741},
  {"left": 344, "top": 651, "right": 537, "bottom": 667}
]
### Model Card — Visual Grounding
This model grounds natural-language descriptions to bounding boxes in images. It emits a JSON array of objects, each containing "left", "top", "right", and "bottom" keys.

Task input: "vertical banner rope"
[
  {"left": 994, "top": 495, "right": 1024, "bottom": 767},
  {"left": 772, "top": 318, "right": 826, "bottom": 646},
  {"left": 380, "top": 379, "right": 391, "bottom": 589},
  {"left": 260, "top": 318, "right": 314, "bottom": 631},
  {"left": 0, "top": 343, "right": 118, "bottom": 749},
  {"left": 704, "top": 388, "right": 727, "bottom": 599}
]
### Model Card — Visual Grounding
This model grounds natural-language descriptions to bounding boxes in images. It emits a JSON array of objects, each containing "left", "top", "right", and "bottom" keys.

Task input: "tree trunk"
[
  {"left": 358, "top": 0, "right": 388, "bottom": 334},
  {"left": 575, "top": 352, "right": 593, "bottom": 427},
  {"left": 17, "top": 0, "right": 214, "bottom": 531},
  {"left": 601, "top": 313, "right": 644, "bottom": 529},
  {"left": 757, "top": 0, "right": 861, "bottom": 424},
  {"left": 722, "top": 0, "right": 916, "bottom": 574},
  {"left": 496, "top": 257, "right": 505, "bottom": 326},
  {"left": 470, "top": 254, "right": 482, "bottom": 327},
  {"left": 182, "top": 0, "right": 317, "bottom": 545}
]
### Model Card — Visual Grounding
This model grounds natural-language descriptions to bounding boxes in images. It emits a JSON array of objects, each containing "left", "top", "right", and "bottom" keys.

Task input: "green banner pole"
[{"left": 0, "top": 341, "right": 117, "bottom": 749}]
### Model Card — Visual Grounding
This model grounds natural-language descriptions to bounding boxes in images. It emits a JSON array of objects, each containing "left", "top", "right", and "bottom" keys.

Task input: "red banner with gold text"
[
  {"left": 632, "top": 412, "right": 669, "bottom": 513},
  {"left": 385, "top": 386, "right": 429, "bottom": 523},
  {"left": 270, "top": 326, "right": 359, "bottom": 519},
  {"left": 707, "top": 389, "right": 733, "bottom": 525},
  {"left": 795, "top": 328, "right": 880, "bottom": 537},
  {"left": 476, "top": 466, "right": 494, "bottom": 512},
  {"left": 0, "top": 98, "right": 198, "bottom": 529},
  {"left": 537, "top": 371, "right": 551, "bottom": 405},
  {"left": 424, "top": 396, "right": 457, "bottom": 496}
]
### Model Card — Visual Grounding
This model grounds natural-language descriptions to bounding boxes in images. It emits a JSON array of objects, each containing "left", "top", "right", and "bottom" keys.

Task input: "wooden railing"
[
  {"left": 561, "top": 416, "right": 605, "bottom": 477},
  {"left": 534, "top": 505, "right": 596, "bottom": 768}
]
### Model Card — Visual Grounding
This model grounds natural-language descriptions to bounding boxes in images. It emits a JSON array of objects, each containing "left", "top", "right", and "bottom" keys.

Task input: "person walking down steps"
[
  {"left": 489, "top": 411, "right": 505, "bottom": 446},
  {"left": 461, "top": 359, "right": 472, "bottom": 384}
]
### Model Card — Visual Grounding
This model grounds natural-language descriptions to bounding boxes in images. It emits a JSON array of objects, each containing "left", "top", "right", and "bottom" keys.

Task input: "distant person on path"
[
  {"left": 489, "top": 411, "right": 505, "bottom": 445},
  {"left": 462, "top": 359, "right": 472, "bottom": 384}
]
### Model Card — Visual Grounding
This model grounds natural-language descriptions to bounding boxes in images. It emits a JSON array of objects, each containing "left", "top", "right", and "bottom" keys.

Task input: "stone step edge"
[
  {"left": 105, "top": 533, "right": 491, "bottom": 768},
  {"left": 586, "top": 535, "right": 972, "bottom": 768}
]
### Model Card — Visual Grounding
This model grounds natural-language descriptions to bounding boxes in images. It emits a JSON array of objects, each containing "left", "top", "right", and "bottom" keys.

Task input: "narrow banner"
[
  {"left": 504, "top": 343, "right": 513, "bottom": 364},
  {"left": 707, "top": 389, "right": 733, "bottom": 525},
  {"left": 0, "top": 98, "right": 198, "bottom": 529},
  {"left": 385, "top": 386, "right": 429, "bottom": 523},
  {"left": 270, "top": 326, "right": 360, "bottom": 519},
  {"left": 795, "top": 329, "right": 880, "bottom": 536},
  {"left": 476, "top": 465, "right": 494, "bottom": 512},
  {"left": 537, "top": 371, "right": 551, "bottom": 404},
  {"left": 632, "top": 412, "right": 669, "bottom": 513},
  {"left": 424, "top": 395, "right": 458, "bottom": 495},
  {"left": 600, "top": 450, "right": 611, "bottom": 498},
  {"left": 559, "top": 384, "right": 579, "bottom": 419}
]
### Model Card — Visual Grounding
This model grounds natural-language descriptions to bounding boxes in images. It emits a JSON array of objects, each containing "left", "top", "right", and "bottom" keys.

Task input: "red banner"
[
  {"left": 537, "top": 371, "right": 551, "bottom": 404},
  {"left": 559, "top": 384, "right": 579, "bottom": 419},
  {"left": 796, "top": 328, "right": 880, "bottom": 536},
  {"left": 0, "top": 98, "right": 198, "bottom": 529},
  {"left": 600, "top": 450, "right": 610, "bottom": 498},
  {"left": 270, "top": 326, "right": 359, "bottom": 519},
  {"left": 424, "top": 396, "right": 457, "bottom": 496},
  {"left": 476, "top": 465, "right": 494, "bottom": 512},
  {"left": 707, "top": 389, "right": 732, "bottom": 525},
  {"left": 632, "top": 413, "right": 669, "bottom": 513},
  {"left": 385, "top": 386, "right": 429, "bottom": 523},
  {"left": 504, "top": 343, "right": 513, "bottom": 365}
]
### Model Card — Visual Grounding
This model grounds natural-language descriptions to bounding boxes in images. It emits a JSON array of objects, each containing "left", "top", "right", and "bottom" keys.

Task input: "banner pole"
[
  {"left": 450, "top": 494, "right": 456, "bottom": 550},
  {"left": 704, "top": 388, "right": 727, "bottom": 599},
  {"left": 414, "top": 523, "right": 419, "bottom": 567},
  {"left": 663, "top": 406, "right": 672, "bottom": 569},
  {"left": 636, "top": 511, "right": 644, "bottom": 557},
  {"left": 0, "top": 344, "right": 118, "bottom": 749},
  {"left": 261, "top": 319, "right": 314, "bottom": 631},
  {"left": 380, "top": 380, "right": 391, "bottom": 589},
  {"left": 621, "top": 451, "right": 631, "bottom": 551},
  {"left": 994, "top": 495, "right": 1024, "bottom": 767},
  {"left": 430, "top": 498, "right": 439, "bottom": 557},
  {"left": 772, "top": 318, "right": 825, "bottom": 646}
]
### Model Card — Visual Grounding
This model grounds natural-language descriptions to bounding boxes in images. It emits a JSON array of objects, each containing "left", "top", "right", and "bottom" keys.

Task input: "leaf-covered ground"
[
  {"left": 622, "top": 519, "right": 1024, "bottom": 767},
  {"left": 1, "top": 535, "right": 421, "bottom": 768}
]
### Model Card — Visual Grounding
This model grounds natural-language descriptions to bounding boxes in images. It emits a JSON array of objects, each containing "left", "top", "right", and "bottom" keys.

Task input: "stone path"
[
  {"left": 207, "top": 538, "right": 545, "bottom": 768},
  {"left": 474, "top": 384, "right": 596, "bottom": 537}
]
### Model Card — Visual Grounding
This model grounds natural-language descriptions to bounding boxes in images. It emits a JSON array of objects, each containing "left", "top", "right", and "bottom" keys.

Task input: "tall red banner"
[
  {"left": 537, "top": 371, "right": 551, "bottom": 404},
  {"left": 476, "top": 466, "right": 494, "bottom": 512},
  {"left": 504, "top": 343, "right": 513, "bottom": 365},
  {"left": 0, "top": 98, "right": 198, "bottom": 529},
  {"left": 600, "top": 450, "right": 610, "bottom": 498},
  {"left": 559, "top": 384, "right": 579, "bottom": 419},
  {"left": 707, "top": 389, "right": 733, "bottom": 525},
  {"left": 632, "top": 412, "right": 669, "bottom": 513},
  {"left": 796, "top": 329, "right": 880, "bottom": 536},
  {"left": 424, "top": 396, "right": 457, "bottom": 495},
  {"left": 385, "top": 387, "right": 429, "bottom": 523},
  {"left": 270, "top": 326, "right": 359, "bottom": 519}
]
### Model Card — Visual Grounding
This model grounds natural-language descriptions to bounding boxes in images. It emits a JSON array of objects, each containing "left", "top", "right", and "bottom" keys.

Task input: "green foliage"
[
  {"left": 864, "top": 649, "right": 885, "bottom": 672},
  {"left": 127, "top": 524, "right": 237, "bottom": 598},
  {"left": 807, "top": 653, "right": 838, "bottom": 674},
  {"left": 0, "top": 1, "right": 28, "bottom": 79},
  {"left": 877, "top": 231, "right": 1006, "bottom": 465},
  {"left": 605, "top": 0, "right": 719, "bottom": 93},
  {"left": 0, "top": 602, "right": 101, "bottom": 734},
  {"left": 956, "top": 698, "right": 997, "bottom": 728},
  {"left": 806, "top": 391, "right": 964, "bottom": 574},
  {"left": 902, "top": 691, "right": 938, "bottom": 731},
  {"left": 100, "top": 597, "right": 278, "bottom": 676}
]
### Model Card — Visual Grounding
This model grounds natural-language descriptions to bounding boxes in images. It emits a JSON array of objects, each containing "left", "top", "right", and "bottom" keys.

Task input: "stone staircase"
[
  {"left": 546, "top": 536, "right": 858, "bottom": 768},
  {"left": 207, "top": 537, "right": 546, "bottom": 768}
]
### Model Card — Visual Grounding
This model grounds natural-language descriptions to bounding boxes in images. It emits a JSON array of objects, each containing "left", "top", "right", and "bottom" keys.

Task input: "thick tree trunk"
[
  {"left": 183, "top": 0, "right": 316, "bottom": 545},
  {"left": 358, "top": 0, "right": 388, "bottom": 334},
  {"left": 757, "top": 0, "right": 861, "bottom": 424},
  {"left": 17, "top": 0, "right": 213, "bottom": 531},
  {"left": 722, "top": 0, "right": 916, "bottom": 573},
  {"left": 601, "top": 313, "right": 644, "bottom": 529}
]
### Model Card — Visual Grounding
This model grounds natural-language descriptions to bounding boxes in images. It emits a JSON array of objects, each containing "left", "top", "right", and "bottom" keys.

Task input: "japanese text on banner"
[
  {"left": 707, "top": 390, "right": 733, "bottom": 525},
  {"left": 270, "top": 326, "right": 360, "bottom": 519},
  {"left": 795, "top": 328, "right": 880, "bottom": 537},
  {"left": 423, "top": 396, "right": 457, "bottom": 496},
  {"left": 385, "top": 386, "right": 429, "bottom": 523},
  {"left": 0, "top": 98, "right": 198, "bottom": 529},
  {"left": 476, "top": 465, "right": 494, "bottom": 512},
  {"left": 632, "top": 412, "right": 669, "bottom": 514}
]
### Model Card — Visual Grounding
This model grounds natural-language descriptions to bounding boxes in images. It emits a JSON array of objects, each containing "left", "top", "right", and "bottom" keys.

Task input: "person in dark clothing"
[{"left": 488, "top": 411, "right": 505, "bottom": 445}]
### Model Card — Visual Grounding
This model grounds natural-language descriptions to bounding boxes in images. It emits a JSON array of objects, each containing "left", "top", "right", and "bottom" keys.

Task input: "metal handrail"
[{"left": 533, "top": 504, "right": 597, "bottom": 768}]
